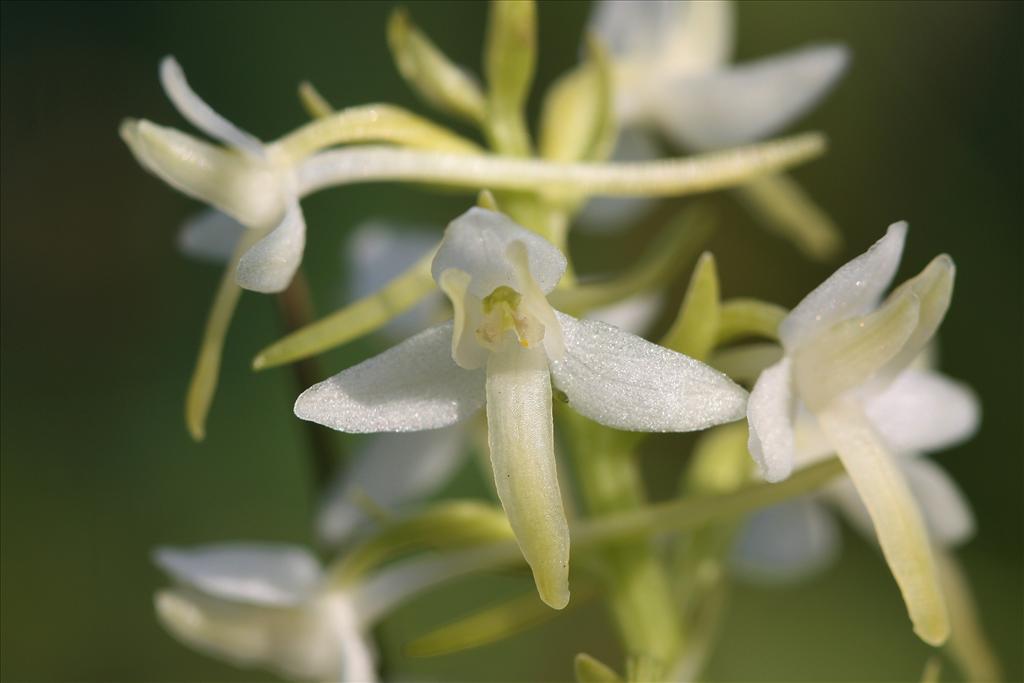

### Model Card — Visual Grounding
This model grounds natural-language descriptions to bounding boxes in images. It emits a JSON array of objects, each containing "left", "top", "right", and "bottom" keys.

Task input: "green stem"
[{"left": 563, "top": 410, "right": 684, "bottom": 678}]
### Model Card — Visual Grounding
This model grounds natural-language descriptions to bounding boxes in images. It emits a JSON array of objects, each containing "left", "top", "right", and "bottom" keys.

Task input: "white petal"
[
  {"left": 159, "top": 56, "right": 265, "bottom": 158},
  {"left": 120, "top": 119, "right": 284, "bottom": 227},
  {"left": 178, "top": 210, "right": 246, "bottom": 264},
  {"left": 486, "top": 345, "right": 570, "bottom": 609},
  {"left": 318, "top": 427, "right": 469, "bottom": 544},
  {"left": 294, "top": 322, "right": 485, "bottom": 433},
  {"left": 153, "top": 544, "right": 322, "bottom": 606},
  {"left": 746, "top": 357, "right": 796, "bottom": 482},
  {"left": 780, "top": 222, "right": 907, "bottom": 350},
  {"left": 584, "top": 292, "right": 664, "bottom": 336},
  {"left": 154, "top": 589, "right": 362, "bottom": 681},
  {"left": 866, "top": 369, "right": 980, "bottom": 454},
  {"left": 575, "top": 129, "right": 662, "bottom": 233},
  {"left": 322, "top": 595, "right": 379, "bottom": 683},
  {"left": 235, "top": 200, "right": 306, "bottom": 293},
  {"left": 729, "top": 499, "right": 840, "bottom": 583},
  {"left": 654, "top": 44, "right": 849, "bottom": 151},
  {"left": 589, "top": 1, "right": 732, "bottom": 72},
  {"left": 431, "top": 208, "right": 566, "bottom": 297},
  {"left": 549, "top": 312, "right": 747, "bottom": 432},
  {"left": 818, "top": 398, "right": 949, "bottom": 645}
]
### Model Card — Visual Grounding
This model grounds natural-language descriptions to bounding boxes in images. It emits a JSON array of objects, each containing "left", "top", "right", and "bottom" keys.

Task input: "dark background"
[{"left": 2, "top": 2, "right": 1021, "bottom": 681}]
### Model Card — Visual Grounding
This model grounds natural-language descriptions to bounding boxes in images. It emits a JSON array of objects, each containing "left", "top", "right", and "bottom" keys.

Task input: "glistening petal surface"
[
  {"left": 549, "top": 313, "right": 748, "bottom": 432},
  {"left": 746, "top": 357, "right": 796, "bottom": 482},
  {"left": 294, "top": 322, "right": 485, "bottom": 433},
  {"left": 654, "top": 44, "right": 849, "bottom": 150},
  {"left": 235, "top": 200, "right": 306, "bottom": 293},
  {"left": 780, "top": 222, "right": 906, "bottom": 349},
  {"left": 153, "top": 544, "right": 322, "bottom": 606},
  {"left": 431, "top": 208, "right": 566, "bottom": 297}
]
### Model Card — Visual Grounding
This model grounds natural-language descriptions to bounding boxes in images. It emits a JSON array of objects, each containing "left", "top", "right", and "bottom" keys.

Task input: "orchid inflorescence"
[{"left": 122, "top": 2, "right": 999, "bottom": 681}]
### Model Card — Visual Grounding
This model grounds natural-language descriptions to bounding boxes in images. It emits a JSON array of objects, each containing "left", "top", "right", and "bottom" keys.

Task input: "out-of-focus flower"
[
  {"left": 732, "top": 361, "right": 979, "bottom": 582},
  {"left": 153, "top": 544, "right": 377, "bottom": 681},
  {"left": 295, "top": 207, "right": 747, "bottom": 608},
  {"left": 590, "top": 0, "right": 847, "bottom": 151},
  {"left": 122, "top": 57, "right": 306, "bottom": 293},
  {"left": 581, "top": 1, "right": 848, "bottom": 258},
  {"left": 745, "top": 223, "right": 960, "bottom": 645}
]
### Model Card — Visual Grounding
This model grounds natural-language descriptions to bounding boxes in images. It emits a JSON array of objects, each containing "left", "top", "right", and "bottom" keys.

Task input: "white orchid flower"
[
  {"left": 732, "top": 363, "right": 979, "bottom": 583},
  {"left": 745, "top": 222, "right": 961, "bottom": 645},
  {"left": 590, "top": 0, "right": 848, "bottom": 151},
  {"left": 122, "top": 56, "right": 306, "bottom": 293},
  {"left": 581, "top": 2, "right": 848, "bottom": 257},
  {"left": 153, "top": 544, "right": 377, "bottom": 682},
  {"left": 295, "top": 207, "right": 748, "bottom": 608}
]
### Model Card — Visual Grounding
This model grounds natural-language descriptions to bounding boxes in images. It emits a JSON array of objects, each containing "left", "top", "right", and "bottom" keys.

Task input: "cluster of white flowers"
[{"left": 125, "top": 2, "right": 989, "bottom": 681}]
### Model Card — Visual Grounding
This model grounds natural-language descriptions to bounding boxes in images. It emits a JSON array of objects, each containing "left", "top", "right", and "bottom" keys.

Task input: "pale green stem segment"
[
  {"left": 486, "top": 344, "right": 570, "bottom": 609},
  {"left": 563, "top": 410, "right": 684, "bottom": 679},
  {"left": 661, "top": 252, "right": 721, "bottom": 362},
  {"left": 818, "top": 398, "right": 950, "bottom": 646},
  {"left": 919, "top": 657, "right": 942, "bottom": 683},
  {"left": 550, "top": 204, "right": 716, "bottom": 316},
  {"left": 406, "top": 582, "right": 597, "bottom": 658},
  {"left": 299, "top": 133, "right": 826, "bottom": 202},
  {"left": 538, "top": 36, "right": 616, "bottom": 163},
  {"left": 715, "top": 298, "right": 787, "bottom": 344},
  {"left": 335, "top": 457, "right": 846, "bottom": 591},
  {"left": 185, "top": 228, "right": 263, "bottom": 440},
  {"left": 733, "top": 172, "right": 842, "bottom": 261},
  {"left": 484, "top": 0, "right": 536, "bottom": 156},
  {"left": 274, "top": 103, "right": 483, "bottom": 162},
  {"left": 332, "top": 500, "right": 513, "bottom": 584},
  {"left": 670, "top": 423, "right": 751, "bottom": 682},
  {"left": 575, "top": 653, "right": 623, "bottom": 683},
  {"left": 252, "top": 248, "right": 436, "bottom": 370},
  {"left": 935, "top": 549, "right": 1003, "bottom": 682},
  {"left": 387, "top": 8, "right": 487, "bottom": 125},
  {"left": 297, "top": 81, "right": 334, "bottom": 119}
]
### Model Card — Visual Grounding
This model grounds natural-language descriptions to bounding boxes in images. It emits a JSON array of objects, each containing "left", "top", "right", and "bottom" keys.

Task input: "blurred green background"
[{"left": 1, "top": 1, "right": 1020, "bottom": 681}]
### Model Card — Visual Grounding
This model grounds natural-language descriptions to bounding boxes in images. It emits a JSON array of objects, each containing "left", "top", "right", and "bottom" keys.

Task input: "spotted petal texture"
[
  {"left": 550, "top": 312, "right": 747, "bottom": 432},
  {"left": 294, "top": 322, "right": 485, "bottom": 433}
]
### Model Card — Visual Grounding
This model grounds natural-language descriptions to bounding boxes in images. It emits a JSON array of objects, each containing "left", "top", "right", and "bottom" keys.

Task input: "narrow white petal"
[
  {"left": 318, "top": 427, "right": 469, "bottom": 544},
  {"left": 730, "top": 499, "right": 840, "bottom": 583},
  {"left": 120, "top": 119, "right": 284, "bottom": 227},
  {"left": 235, "top": 200, "right": 306, "bottom": 293},
  {"left": 153, "top": 544, "right": 322, "bottom": 606},
  {"left": 294, "top": 322, "right": 485, "bottom": 433},
  {"left": 431, "top": 208, "right": 567, "bottom": 297},
  {"left": 659, "top": 0, "right": 735, "bottom": 73},
  {"left": 780, "top": 222, "right": 906, "bottom": 350},
  {"left": 438, "top": 268, "right": 489, "bottom": 370},
  {"left": 159, "top": 56, "right": 265, "bottom": 158},
  {"left": 818, "top": 398, "right": 949, "bottom": 645},
  {"left": 486, "top": 345, "right": 570, "bottom": 609},
  {"left": 550, "top": 312, "right": 748, "bottom": 432},
  {"left": 588, "top": 0, "right": 690, "bottom": 65},
  {"left": 746, "top": 357, "right": 796, "bottom": 482},
  {"left": 154, "top": 589, "right": 349, "bottom": 680},
  {"left": 178, "top": 209, "right": 246, "bottom": 264},
  {"left": 585, "top": 292, "right": 664, "bottom": 336},
  {"left": 575, "top": 128, "right": 661, "bottom": 233},
  {"left": 654, "top": 44, "right": 849, "bottom": 151},
  {"left": 866, "top": 369, "right": 980, "bottom": 454}
]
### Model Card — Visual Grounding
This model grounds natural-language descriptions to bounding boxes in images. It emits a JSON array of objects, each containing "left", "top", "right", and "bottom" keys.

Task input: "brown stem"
[{"left": 275, "top": 270, "right": 343, "bottom": 494}]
